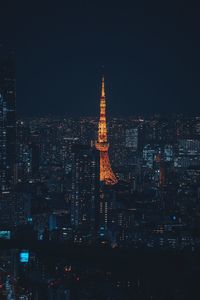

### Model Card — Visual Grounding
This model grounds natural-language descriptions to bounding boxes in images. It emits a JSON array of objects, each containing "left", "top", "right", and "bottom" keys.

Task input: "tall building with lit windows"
[
  {"left": 71, "top": 145, "right": 100, "bottom": 233},
  {"left": 0, "top": 53, "right": 16, "bottom": 191}
]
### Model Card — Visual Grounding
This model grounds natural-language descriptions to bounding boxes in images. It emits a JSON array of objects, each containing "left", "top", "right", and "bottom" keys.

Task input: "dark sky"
[{"left": 1, "top": 0, "right": 200, "bottom": 116}]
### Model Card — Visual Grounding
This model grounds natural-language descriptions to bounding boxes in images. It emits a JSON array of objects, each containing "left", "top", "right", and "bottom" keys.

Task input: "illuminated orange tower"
[{"left": 95, "top": 76, "right": 118, "bottom": 185}]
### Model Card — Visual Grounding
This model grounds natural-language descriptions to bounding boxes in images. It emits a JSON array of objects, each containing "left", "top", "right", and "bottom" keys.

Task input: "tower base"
[{"left": 99, "top": 151, "right": 118, "bottom": 185}]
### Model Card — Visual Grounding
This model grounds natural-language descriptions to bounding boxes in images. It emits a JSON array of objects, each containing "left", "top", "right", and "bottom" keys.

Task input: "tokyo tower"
[{"left": 95, "top": 76, "right": 118, "bottom": 185}]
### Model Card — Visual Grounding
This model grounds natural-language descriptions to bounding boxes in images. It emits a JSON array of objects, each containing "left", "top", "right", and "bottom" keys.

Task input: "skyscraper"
[
  {"left": 95, "top": 76, "right": 118, "bottom": 185},
  {"left": 71, "top": 145, "right": 100, "bottom": 232},
  {"left": 0, "top": 53, "right": 16, "bottom": 191},
  {"left": 125, "top": 128, "right": 138, "bottom": 151}
]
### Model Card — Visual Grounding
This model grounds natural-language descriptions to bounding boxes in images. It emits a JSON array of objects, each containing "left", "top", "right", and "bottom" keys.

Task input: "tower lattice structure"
[{"left": 95, "top": 76, "right": 118, "bottom": 185}]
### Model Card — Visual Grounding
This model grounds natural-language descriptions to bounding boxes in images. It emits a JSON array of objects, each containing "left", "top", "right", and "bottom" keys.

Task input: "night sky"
[{"left": 1, "top": 1, "right": 200, "bottom": 116}]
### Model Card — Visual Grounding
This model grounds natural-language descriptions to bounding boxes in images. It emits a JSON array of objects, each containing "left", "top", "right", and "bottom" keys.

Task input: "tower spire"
[{"left": 101, "top": 75, "right": 105, "bottom": 98}]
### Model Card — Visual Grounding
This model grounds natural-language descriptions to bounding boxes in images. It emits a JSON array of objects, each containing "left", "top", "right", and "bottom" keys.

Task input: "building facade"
[{"left": 0, "top": 53, "right": 16, "bottom": 191}]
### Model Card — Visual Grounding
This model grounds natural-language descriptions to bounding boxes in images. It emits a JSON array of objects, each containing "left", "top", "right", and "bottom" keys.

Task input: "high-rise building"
[
  {"left": 95, "top": 76, "right": 118, "bottom": 185},
  {"left": 16, "top": 120, "right": 40, "bottom": 182},
  {"left": 71, "top": 145, "right": 100, "bottom": 233},
  {"left": 125, "top": 128, "right": 138, "bottom": 151},
  {"left": 174, "top": 139, "right": 200, "bottom": 168},
  {"left": 0, "top": 53, "right": 16, "bottom": 191}
]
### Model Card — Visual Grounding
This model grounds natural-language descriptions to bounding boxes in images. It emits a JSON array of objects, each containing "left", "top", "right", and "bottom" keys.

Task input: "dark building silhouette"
[
  {"left": 0, "top": 52, "right": 16, "bottom": 191},
  {"left": 71, "top": 145, "right": 100, "bottom": 236}
]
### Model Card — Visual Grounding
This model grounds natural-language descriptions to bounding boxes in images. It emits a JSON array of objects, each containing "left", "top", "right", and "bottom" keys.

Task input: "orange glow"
[{"left": 95, "top": 76, "right": 118, "bottom": 185}]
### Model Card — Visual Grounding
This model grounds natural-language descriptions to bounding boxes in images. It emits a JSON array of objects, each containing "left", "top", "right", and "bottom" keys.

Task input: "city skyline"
[
  {"left": 1, "top": 52, "right": 200, "bottom": 297},
  {"left": 1, "top": 2, "right": 200, "bottom": 299}
]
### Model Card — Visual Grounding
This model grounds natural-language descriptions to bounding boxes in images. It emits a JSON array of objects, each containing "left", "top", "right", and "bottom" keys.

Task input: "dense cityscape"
[
  {"left": 11, "top": 113, "right": 200, "bottom": 249},
  {"left": 0, "top": 53, "right": 200, "bottom": 299}
]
